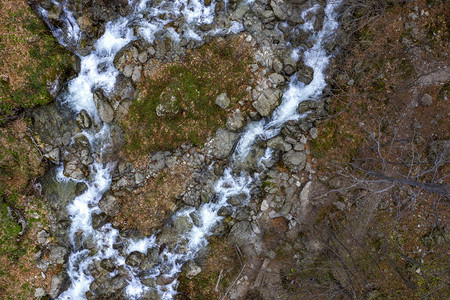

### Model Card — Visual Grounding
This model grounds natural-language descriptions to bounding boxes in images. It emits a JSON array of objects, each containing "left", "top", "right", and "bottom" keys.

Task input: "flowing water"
[{"left": 36, "top": 0, "right": 341, "bottom": 298}]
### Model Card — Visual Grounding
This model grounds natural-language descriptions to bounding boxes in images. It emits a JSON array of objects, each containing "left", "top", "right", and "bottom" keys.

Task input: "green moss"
[
  {"left": 124, "top": 38, "right": 252, "bottom": 153},
  {"left": 0, "top": 203, "right": 22, "bottom": 257},
  {"left": 0, "top": 6, "right": 74, "bottom": 124}
]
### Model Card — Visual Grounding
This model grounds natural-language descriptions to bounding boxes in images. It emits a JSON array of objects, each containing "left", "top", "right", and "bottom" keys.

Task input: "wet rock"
[
  {"left": 267, "top": 136, "right": 292, "bottom": 152},
  {"left": 90, "top": 274, "right": 127, "bottom": 297},
  {"left": 156, "top": 275, "right": 176, "bottom": 286},
  {"left": 283, "top": 64, "right": 296, "bottom": 76},
  {"left": 215, "top": 92, "right": 230, "bottom": 109},
  {"left": 297, "top": 100, "right": 316, "bottom": 114},
  {"left": 99, "top": 194, "right": 121, "bottom": 217},
  {"left": 92, "top": 212, "right": 109, "bottom": 230},
  {"left": 49, "top": 272, "right": 69, "bottom": 299},
  {"left": 141, "top": 277, "right": 156, "bottom": 288},
  {"left": 94, "top": 90, "right": 114, "bottom": 123},
  {"left": 76, "top": 109, "right": 92, "bottom": 129},
  {"left": 114, "top": 44, "right": 139, "bottom": 72},
  {"left": 44, "top": 148, "right": 60, "bottom": 165},
  {"left": 158, "top": 216, "right": 193, "bottom": 248},
  {"left": 31, "top": 104, "right": 78, "bottom": 147},
  {"left": 282, "top": 150, "right": 306, "bottom": 172},
  {"left": 226, "top": 109, "right": 245, "bottom": 132},
  {"left": 269, "top": 73, "right": 285, "bottom": 86},
  {"left": 207, "top": 129, "right": 239, "bottom": 160},
  {"left": 217, "top": 206, "right": 232, "bottom": 217},
  {"left": 100, "top": 258, "right": 116, "bottom": 272},
  {"left": 126, "top": 251, "right": 145, "bottom": 267},
  {"left": 227, "top": 193, "right": 248, "bottom": 206},
  {"left": 182, "top": 260, "right": 202, "bottom": 278},
  {"left": 296, "top": 63, "right": 314, "bottom": 84},
  {"left": 252, "top": 88, "right": 282, "bottom": 116}
]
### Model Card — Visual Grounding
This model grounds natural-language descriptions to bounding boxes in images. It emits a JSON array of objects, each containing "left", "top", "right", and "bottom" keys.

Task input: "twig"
[
  {"left": 235, "top": 245, "right": 243, "bottom": 266},
  {"left": 221, "top": 264, "right": 246, "bottom": 300},
  {"left": 214, "top": 269, "right": 223, "bottom": 292}
]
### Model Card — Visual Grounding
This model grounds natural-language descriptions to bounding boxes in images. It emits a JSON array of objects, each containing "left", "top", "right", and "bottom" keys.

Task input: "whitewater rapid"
[{"left": 37, "top": 0, "right": 341, "bottom": 299}]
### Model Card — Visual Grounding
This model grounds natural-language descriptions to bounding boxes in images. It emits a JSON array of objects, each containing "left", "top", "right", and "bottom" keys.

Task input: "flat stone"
[
  {"left": 215, "top": 93, "right": 230, "bottom": 109},
  {"left": 419, "top": 93, "right": 433, "bottom": 106}
]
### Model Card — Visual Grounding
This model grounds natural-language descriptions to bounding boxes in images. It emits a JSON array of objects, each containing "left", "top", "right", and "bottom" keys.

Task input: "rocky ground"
[{"left": 0, "top": 0, "right": 448, "bottom": 299}]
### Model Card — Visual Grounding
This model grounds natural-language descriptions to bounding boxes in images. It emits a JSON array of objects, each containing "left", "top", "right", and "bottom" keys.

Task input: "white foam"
[{"left": 40, "top": 0, "right": 342, "bottom": 298}]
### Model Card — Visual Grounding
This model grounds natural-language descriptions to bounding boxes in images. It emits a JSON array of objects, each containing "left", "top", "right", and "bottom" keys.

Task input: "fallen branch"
[{"left": 221, "top": 263, "right": 246, "bottom": 300}]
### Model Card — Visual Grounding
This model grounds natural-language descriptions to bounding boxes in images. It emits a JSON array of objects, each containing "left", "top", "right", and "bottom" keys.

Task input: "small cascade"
[{"left": 34, "top": 0, "right": 341, "bottom": 299}]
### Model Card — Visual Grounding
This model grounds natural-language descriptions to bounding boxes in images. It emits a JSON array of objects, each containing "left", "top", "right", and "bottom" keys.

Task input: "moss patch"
[
  {"left": 121, "top": 35, "right": 254, "bottom": 155},
  {"left": 0, "top": 0, "right": 74, "bottom": 124}
]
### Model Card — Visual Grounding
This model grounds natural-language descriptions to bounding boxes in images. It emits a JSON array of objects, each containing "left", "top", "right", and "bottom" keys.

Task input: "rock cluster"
[{"left": 30, "top": 0, "right": 338, "bottom": 298}]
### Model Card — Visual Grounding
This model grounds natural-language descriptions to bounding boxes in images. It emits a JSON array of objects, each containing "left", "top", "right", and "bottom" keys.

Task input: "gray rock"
[
  {"left": 94, "top": 90, "right": 114, "bottom": 123},
  {"left": 49, "top": 272, "right": 69, "bottom": 299},
  {"left": 49, "top": 245, "right": 68, "bottom": 265},
  {"left": 99, "top": 194, "right": 120, "bottom": 217},
  {"left": 44, "top": 148, "right": 60, "bottom": 165},
  {"left": 92, "top": 212, "right": 109, "bottom": 230},
  {"left": 126, "top": 251, "right": 145, "bottom": 267},
  {"left": 267, "top": 136, "right": 292, "bottom": 152},
  {"left": 132, "top": 65, "right": 142, "bottom": 82},
  {"left": 228, "top": 221, "right": 257, "bottom": 246},
  {"left": 226, "top": 109, "right": 245, "bottom": 132},
  {"left": 100, "top": 258, "right": 116, "bottom": 272},
  {"left": 300, "top": 181, "right": 312, "bottom": 206},
  {"left": 123, "top": 64, "right": 134, "bottom": 77},
  {"left": 217, "top": 206, "right": 232, "bottom": 217},
  {"left": 227, "top": 192, "right": 248, "bottom": 206},
  {"left": 215, "top": 93, "right": 231, "bottom": 109},
  {"left": 252, "top": 88, "right": 282, "bottom": 116},
  {"left": 419, "top": 93, "right": 433, "bottom": 106},
  {"left": 156, "top": 89, "right": 180, "bottom": 117},
  {"left": 138, "top": 51, "right": 148, "bottom": 64},
  {"left": 135, "top": 172, "right": 146, "bottom": 185},
  {"left": 182, "top": 260, "right": 202, "bottom": 278},
  {"left": 282, "top": 150, "right": 306, "bottom": 172},
  {"left": 35, "top": 288, "right": 46, "bottom": 298},
  {"left": 296, "top": 63, "right": 314, "bottom": 84},
  {"left": 269, "top": 73, "right": 285, "bottom": 85},
  {"left": 208, "top": 129, "right": 239, "bottom": 160},
  {"left": 76, "top": 109, "right": 92, "bottom": 129},
  {"left": 310, "top": 127, "right": 318, "bottom": 139}
]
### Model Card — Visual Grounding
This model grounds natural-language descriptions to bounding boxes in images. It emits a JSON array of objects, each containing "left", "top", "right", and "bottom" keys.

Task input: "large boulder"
[
  {"left": 206, "top": 128, "right": 239, "bottom": 159},
  {"left": 93, "top": 90, "right": 114, "bottom": 123},
  {"left": 228, "top": 221, "right": 258, "bottom": 246},
  {"left": 252, "top": 88, "right": 282, "bottom": 116},
  {"left": 226, "top": 109, "right": 245, "bottom": 132},
  {"left": 282, "top": 150, "right": 306, "bottom": 172},
  {"left": 98, "top": 194, "right": 121, "bottom": 217}
]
